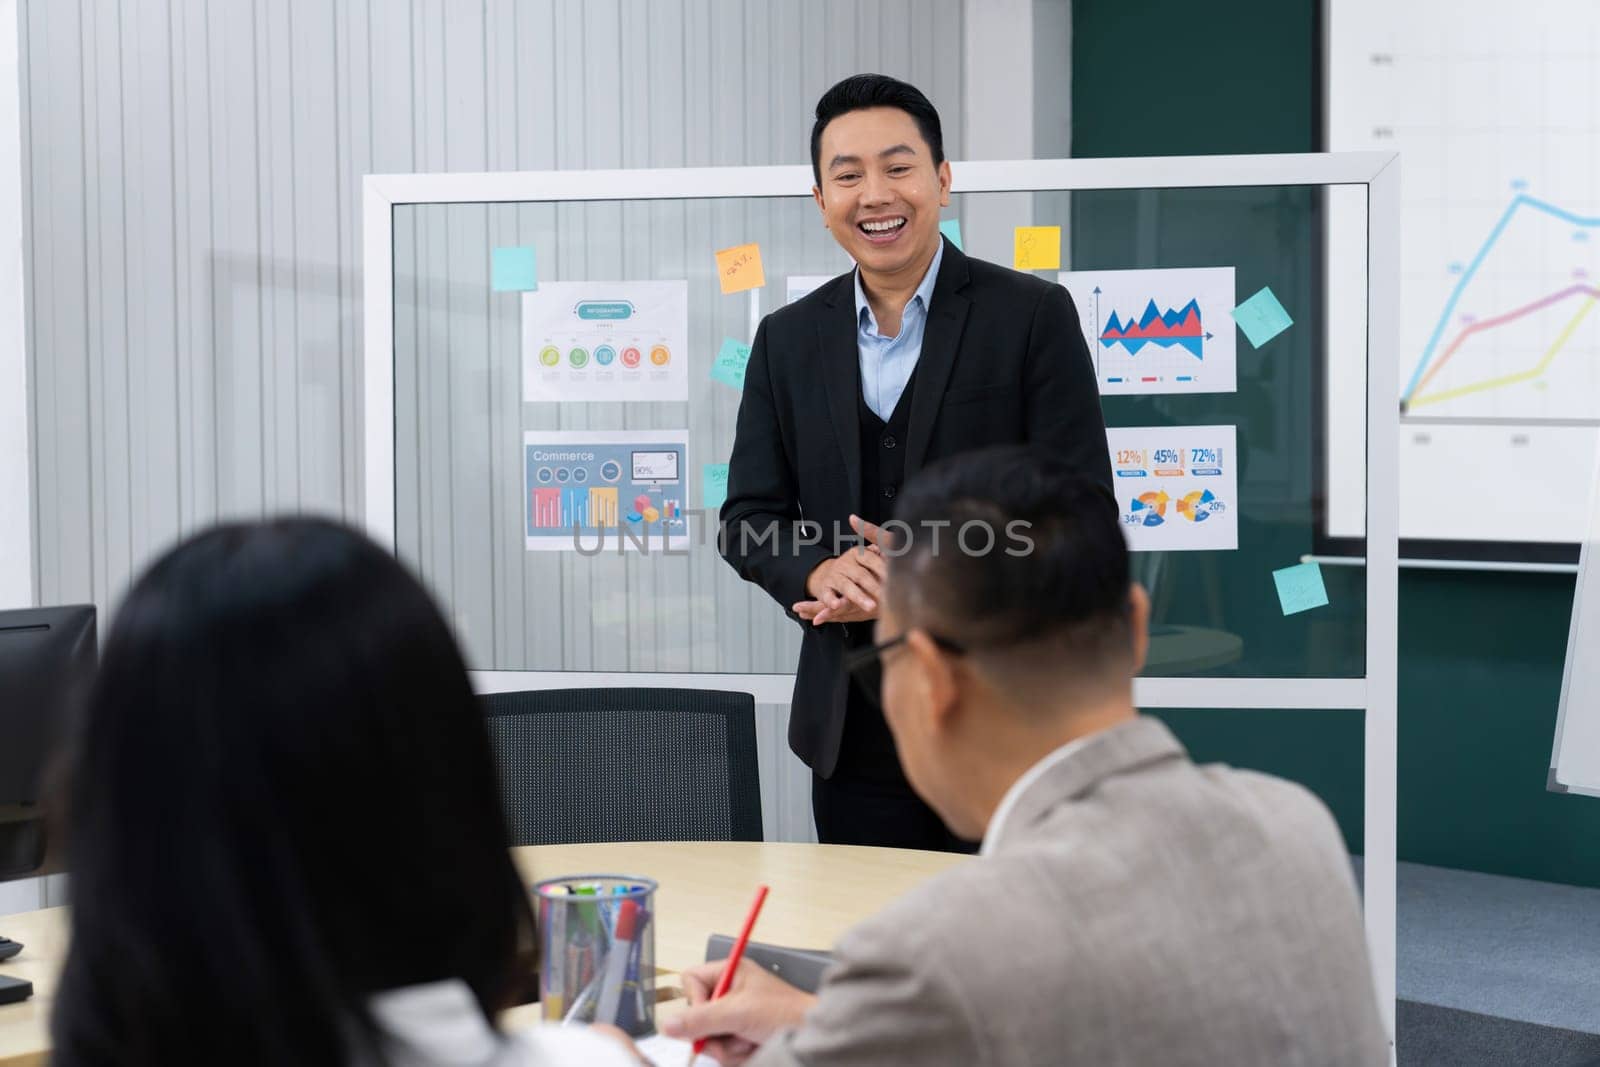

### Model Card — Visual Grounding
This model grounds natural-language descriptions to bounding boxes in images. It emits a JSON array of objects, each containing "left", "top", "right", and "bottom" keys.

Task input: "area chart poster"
[
  {"left": 1058, "top": 267, "right": 1237, "bottom": 396},
  {"left": 522, "top": 281, "right": 689, "bottom": 403},
  {"left": 523, "top": 430, "right": 690, "bottom": 552},
  {"left": 1107, "top": 425, "right": 1239, "bottom": 552}
]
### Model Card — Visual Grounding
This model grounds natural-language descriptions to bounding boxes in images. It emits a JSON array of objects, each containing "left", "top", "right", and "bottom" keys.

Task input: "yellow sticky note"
[
  {"left": 1013, "top": 226, "right": 1061, "bottom": 271},
  {"left": 716, "top": 243, "right": 766, "bottom": 294}
]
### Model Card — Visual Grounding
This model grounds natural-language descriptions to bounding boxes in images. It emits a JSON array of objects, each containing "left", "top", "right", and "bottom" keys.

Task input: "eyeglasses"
[{"left": 842, "top": 629, "right": 967, "bottom": 687}]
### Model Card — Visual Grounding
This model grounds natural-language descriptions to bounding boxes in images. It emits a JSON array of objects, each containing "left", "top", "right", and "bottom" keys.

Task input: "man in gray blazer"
[{"left": 663, "top": 446, "right": 1389, "bottom": 1066}]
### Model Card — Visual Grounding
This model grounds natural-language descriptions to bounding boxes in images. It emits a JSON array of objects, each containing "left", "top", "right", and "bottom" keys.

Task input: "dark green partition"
[{"left": 1072, "top": 0, "right": 1600, "bottom": 887}]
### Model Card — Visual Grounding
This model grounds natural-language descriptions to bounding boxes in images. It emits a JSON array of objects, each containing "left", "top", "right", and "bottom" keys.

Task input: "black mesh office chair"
[{"left": 480, "top": 688, "right": 763, "bottom": 845}]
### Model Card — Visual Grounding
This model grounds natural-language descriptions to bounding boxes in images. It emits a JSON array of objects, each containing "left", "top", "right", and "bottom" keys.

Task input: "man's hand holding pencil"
[{"left": 660, "top": 957, "right": 818, "bottom": 1066}]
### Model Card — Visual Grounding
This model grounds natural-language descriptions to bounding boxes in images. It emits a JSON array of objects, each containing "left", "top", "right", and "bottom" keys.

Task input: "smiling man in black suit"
[{"left": 719, "top": 73, "right": 1113, "bottom": 850}]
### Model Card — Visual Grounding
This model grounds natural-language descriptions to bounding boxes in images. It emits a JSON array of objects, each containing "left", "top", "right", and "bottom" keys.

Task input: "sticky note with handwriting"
[
  {"left": 702, "top": 464, "right": 730, "bottom": 510},
  {"left": 1013, "top": 226, "right": 1061, "bottom": 271},
  {"left": 1231, "top": 286, "right": 1294, "bottom": 348},
  {"left": 710, "top": 337, "right": 752, "bottom": 390},
  {"left": 1273, "top": 561, "right": 1329, "bottom": 616},
  {"left": 716, "top": 243, "right": 765, "bottom": 294}
]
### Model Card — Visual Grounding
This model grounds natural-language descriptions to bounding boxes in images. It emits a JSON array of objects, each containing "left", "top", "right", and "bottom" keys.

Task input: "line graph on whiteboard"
[
  {"left": 1399, "top": 190, "right": 1600, "bottom": 421},
  {"left": 1327, "top": 0, "right": 1600, "bottom": 549},
  {"left": 1057, "top": 266, "right": 1237, "bottom": 397}
]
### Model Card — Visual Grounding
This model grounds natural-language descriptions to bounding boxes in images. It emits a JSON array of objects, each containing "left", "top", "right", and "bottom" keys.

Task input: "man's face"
[
  {"left": 812, "top": 107, "right": 952, "bottom": 278},
  {"left": 876, "top": 598, "right": 972, "bottom": 836}
]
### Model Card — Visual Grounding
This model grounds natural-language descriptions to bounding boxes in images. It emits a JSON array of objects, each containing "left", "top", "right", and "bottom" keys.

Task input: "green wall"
[{"left": 1071, "top": 0, "right": 1600, "bottom": 887}]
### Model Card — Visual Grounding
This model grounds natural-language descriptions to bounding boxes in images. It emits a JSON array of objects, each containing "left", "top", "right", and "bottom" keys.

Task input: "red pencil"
[{"left": 692, "top": 883, "right": 770, "bottom": 1057}]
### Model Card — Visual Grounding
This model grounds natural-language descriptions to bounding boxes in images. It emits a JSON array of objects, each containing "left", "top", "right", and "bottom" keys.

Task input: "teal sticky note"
[
  {"left": 1273, "top": 562, "right": 1329, "bottom": 616},
  {"left": 491, "top": 246, "right": 538, "bottom": 291},
  {"left": 1231, "top": 286, "right": 1293, "bottom": 347},
  {"left": 710, "top": 337, "right": 752, "bottom": 390},
  {"left": 939, "top": 218, "right": 963, "bottom": 251},
  {"left": 702, "top": 464, "right": 730, "bottom": 511}
]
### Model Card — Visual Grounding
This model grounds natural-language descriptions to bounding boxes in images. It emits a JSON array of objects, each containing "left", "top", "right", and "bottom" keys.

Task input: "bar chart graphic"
[{"left": 527, "top": 487, "right": 624, "bottom": 530}]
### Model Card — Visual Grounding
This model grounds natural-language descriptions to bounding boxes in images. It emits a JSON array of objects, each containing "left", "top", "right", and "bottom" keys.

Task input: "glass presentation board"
[
  {"left": 388, "top": 184, "right": 1371, "bottom": 680},
  {"left": 365, "top": 155, "right": 1399, "bottom": 1025}
]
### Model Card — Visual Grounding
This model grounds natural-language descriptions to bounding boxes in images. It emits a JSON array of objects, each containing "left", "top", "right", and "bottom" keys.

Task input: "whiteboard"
[
  {"left": 1551, "top": 439, "right": 1600, "bottom": 795},
  {"left": 1326, "top": 0, "right": 1600, "bottom": 559}
]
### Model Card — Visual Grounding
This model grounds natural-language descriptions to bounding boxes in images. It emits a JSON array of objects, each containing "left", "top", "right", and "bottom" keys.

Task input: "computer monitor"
[
  {"left": 630, "top": 449, "right": 681, "bottom": 486},
  {"left": 0, "top": 605, "right": 96, "bottom": 883}
]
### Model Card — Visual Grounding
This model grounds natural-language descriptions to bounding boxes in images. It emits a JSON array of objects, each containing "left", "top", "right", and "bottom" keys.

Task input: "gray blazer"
[{"left": 752, "top": 717, "right": 1389, "bottom": 1066}]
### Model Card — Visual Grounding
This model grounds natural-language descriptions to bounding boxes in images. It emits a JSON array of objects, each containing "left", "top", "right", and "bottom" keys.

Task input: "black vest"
[
  {"left": 840, "top": 366, "right": 921, "bottom": 760},
  {"left": 857, "top": 366, "right": 919, "bottom": 529}
]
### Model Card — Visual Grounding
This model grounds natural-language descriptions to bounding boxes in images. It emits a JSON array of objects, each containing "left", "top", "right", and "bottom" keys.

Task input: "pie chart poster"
[
  {"left": 523, "top": 430, "right": 691, "bottom": 551},
  {"left": 1107, "top": 424, "right": 1238, "bottom": 553}
]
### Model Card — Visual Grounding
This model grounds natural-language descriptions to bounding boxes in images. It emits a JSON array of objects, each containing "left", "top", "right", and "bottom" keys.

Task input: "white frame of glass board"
[
  {"left": 1552, "top": 439, "right": 1600, "bottom": 796},
  {"left": 361, "top": 153, "right": 1401, "bottom": 1039}
]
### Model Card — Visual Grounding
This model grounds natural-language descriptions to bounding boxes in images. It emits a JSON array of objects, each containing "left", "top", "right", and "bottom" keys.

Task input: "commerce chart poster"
[{"left": 524, "top": 430, "right": 690, "bottom": 552}]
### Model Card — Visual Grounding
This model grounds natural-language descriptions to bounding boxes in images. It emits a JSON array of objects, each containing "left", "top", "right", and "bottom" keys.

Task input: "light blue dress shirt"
[{"left": 853, "top": 238, "right": 945, "bottom": 421}]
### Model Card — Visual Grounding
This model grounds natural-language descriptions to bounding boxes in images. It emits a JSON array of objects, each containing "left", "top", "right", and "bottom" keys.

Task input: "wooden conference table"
[{"left": 0, "top": 841, "right": 967, "bottom": 1066}]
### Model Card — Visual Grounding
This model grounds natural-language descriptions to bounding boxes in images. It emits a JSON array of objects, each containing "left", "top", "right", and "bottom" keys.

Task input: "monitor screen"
[
  {"left": 0, "top": 604, "right": 96, "bottom": 881},
  {"left": 630, "top": 450, "right": 681, "bottom": 484}
]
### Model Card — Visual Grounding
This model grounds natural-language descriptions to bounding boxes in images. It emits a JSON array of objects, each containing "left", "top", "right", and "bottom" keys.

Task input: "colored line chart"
[
  {"left": 1401, "top": 196, "right": 1600, "bottom": 417},
  {"left": 1328, "top": 0, "right": 1600, "bottom": 548}
]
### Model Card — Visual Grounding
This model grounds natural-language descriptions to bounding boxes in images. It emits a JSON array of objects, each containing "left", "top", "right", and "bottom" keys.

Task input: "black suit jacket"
[{"left": 719, "top": 239, "right": 1113, "bottom": 776}]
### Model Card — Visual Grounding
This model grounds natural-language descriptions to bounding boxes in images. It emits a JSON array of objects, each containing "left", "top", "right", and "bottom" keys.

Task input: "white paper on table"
[
  {"left": 1106, "top": 425, "right": 1239, "bottom": 553},
  {"left": 522, "top": 280, "right": 689, "bottom": 403},
  {"left": 637, "top": 1033, "right": 719, "bottom": 1066}
]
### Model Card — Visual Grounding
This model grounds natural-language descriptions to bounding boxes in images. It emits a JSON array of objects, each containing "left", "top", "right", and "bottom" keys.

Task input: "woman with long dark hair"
[{"left": 51, "top": 518, "right": 638, "bottom": 1065}]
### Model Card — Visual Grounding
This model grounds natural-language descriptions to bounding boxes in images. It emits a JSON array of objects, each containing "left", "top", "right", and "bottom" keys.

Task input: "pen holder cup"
[{"left": 534, "top": 874, "right": 659, "bottom": 1036}]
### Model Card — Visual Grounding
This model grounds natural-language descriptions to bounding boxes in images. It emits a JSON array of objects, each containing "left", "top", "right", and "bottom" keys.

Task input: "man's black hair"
[
  {"left": 889, "top": 446, "right": 1130, "bottom": 670},
  {"left": 811, "top": 73, "right": 946, "bottom": 186}
]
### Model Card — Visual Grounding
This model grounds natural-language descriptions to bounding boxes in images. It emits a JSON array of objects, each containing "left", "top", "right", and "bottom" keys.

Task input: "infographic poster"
[
  {"left": 1058, "top": 267, "right": 1237, "bottom": 396},
  {"left": 521, "top": 281, "right": 689, "bottom": 402},
  {"left": 1107, "top": 425, "right": 1238, "bottom": 553},
  {"left": 523, "top": 430, "right": 691, "bottom": 552},
  {"left": 786, "top": 275, "right": 836, "bottom": 305}
]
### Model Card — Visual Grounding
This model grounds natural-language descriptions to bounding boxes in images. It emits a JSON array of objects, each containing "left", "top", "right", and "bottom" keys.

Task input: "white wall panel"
[
  {"left": 0, "top": 0, "right": 29, "bottom": 614},
  {"left": 18, "top": 0, "right": 1073, "bottom": 841},
  {"left": 21, "top": 0, "right": 969, "bottom": 606}
]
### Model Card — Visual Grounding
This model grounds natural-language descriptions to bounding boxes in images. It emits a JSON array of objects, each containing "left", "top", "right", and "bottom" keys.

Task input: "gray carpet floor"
[
  {"left": 1396, "top": 860, "right": 1600, "bottom": 1034},
  {"left": 1397, "top": 1000, "right": 1600, "bottom": 1066},
  {"left": 1377, "top": 860, "right": 1600, "bottom": 1063}
]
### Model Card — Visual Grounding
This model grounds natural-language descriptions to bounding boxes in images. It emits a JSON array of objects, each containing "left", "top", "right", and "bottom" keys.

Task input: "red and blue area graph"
[
  {"left": 1099, "top": 298, "right": 1206, "bottom": 359},
  {"left": 1060, "top": 266, "right": 1235, "bottom": 396}
]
